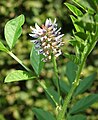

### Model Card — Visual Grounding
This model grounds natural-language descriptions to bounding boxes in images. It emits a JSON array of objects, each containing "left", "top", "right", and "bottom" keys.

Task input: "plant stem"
[
  {"left": 37, "top": 80, "right": 58, "bottom": 107},
  {"left": 57, "top": 56, "right": 86, "bottom": 120},
  {"left": 52, "top": 55, "right": 61, "bottom": 106},
  {"left": 7, "top": 51, "right": 58, "bottom": 107},
  {"left": 8, "top": 51, "right": 32, "bottom": 73}
]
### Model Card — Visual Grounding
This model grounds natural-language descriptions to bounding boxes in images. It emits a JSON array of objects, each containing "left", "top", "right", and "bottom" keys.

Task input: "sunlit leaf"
[
  {"left": 72, "top": 0, "right": 95, "bottom": 14},
  {"left": 4, "top": 14, "right": 25, "bottom": 49},
  {"left": 4, "top": 70, "right": 35, "bottom": 83},
  {"left": 70, "top": 15, "right": 84, "bottom": 32},
  {"left": 65, "top": 3, "right": 83, "bottom": 17},
  {"left": 0, "top": 114, "right": 5, "bottom": 120},
  {"left": 0, "top": 41, "right": 8, "bottom": 52}
]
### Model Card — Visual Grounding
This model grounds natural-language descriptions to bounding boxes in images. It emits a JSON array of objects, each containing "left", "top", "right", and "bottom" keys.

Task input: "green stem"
[
  {"left": 57, "top": 56, "right": 86, "bottom": 120},
  {"left": 8, "top": 51, "right": 32, "bottom": 73},
  {"left": 37, "top": 80, "right": 58, "bottom": 107},
  {"left": 7, "top": 51, "right": 58, "bottom": 107},
  {"left": 52, "top": 55, "right": 61, "bottom": 105}
]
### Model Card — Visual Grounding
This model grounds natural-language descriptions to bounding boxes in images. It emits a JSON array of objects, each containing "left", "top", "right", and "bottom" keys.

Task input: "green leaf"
[
  {"left": 4, "top": 70, "right": 35, "bottom": 83},
  {"left": 94, "top": 14, "right": 98, "bottom": 38},
  {"left": 95, "top": 0, "right": 98, "bottom": 5},
  {"left": 30, "top": 45, "right": 44, "bottom": 75},
  {"left": 64, "top": 53, "right": 79, "bottom": 64},
  {"left": 74, "top": 73, "right": 96, "bottom": 96},
  {"left": 0, "top": 41, "right": 8, "bottom": 52},
  {"left": 59, "top": 79, "right": 71, "bottom": 94},
  {"left": 95, "top": 14, "right": 98, "bottom": 23},
  {"left": 69, "top": 94, "right": 98, "bottom": 114},
  {"left": 68, "top": 114, "right": 86, "bottom": 120},
  {"left": 71, "top": 13, "right": 95, "bottom": 33},
  {"left": 66, "top": 61, "right": 77, "bottom": 85},
  {"left": 75, "top": 21, "right": 94, "bottom": 33},
  {"left": 33, "top": 108, "right": 56, "bottom": 120},
  {"left": 65, "top": 3, "right": 83, "bottom": 17},
  {"left": 0, "top": 114, "right": 5, "bottom": 120},
  {"left": 75, "top": 32, "right": 87, "bottom": 40},
  {"left": 86, "top": 0, "right": 97, "bottom": 12},
  {"left": 72, "top": 0, "right": 95, "bottom": 14},
  {"left": 45, "top": 87, "right": 59, "bottom": 107},
  {"left": 72, "top": 0, "right": 87, "bottom": 12},
  {"left": 74, "top": 35, "right": 85, "bottom": 49},
  {"left": 70, "top": 15, "right": 84, "bottom": 32},
  {"left": 4, "top": 14, "right": 25, "bottom": 49},
  {"left": 81, "top": 13, "right": 94, "bottom": 24}
]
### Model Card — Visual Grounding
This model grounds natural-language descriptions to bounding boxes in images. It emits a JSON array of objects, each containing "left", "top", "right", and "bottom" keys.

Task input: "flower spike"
[{"left": 29, "top": 18, "right": 64, "bottom": 62}]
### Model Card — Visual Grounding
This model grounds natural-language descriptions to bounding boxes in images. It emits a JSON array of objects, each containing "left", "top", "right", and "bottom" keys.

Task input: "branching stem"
[
  {"left": 8, "top": 51, "right": 32, "bottom": 73},
  {"left": 57, "top": 55, "right": 87, "bottom": 120}
]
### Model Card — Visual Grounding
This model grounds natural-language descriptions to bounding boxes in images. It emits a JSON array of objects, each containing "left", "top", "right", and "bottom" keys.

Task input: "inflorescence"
[{"left": 29, "top": 18, "right": 64, "bottom": 62}]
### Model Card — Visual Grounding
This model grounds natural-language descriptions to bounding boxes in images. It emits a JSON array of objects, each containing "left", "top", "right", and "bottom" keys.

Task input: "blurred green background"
[{"left": 0, "top": 0, "right": 98, "bottom": 120}]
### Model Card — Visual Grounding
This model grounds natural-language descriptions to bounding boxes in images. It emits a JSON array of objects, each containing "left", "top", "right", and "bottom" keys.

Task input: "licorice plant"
[{"left": 1, "top": 0, "right": 98, "bottom": 120}]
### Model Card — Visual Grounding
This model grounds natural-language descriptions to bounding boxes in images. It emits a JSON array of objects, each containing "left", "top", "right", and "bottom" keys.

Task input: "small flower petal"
[
  {"left": 45, "top": 19, "right": 50, "bottom": 27},
  {"left": 35, "top": 23, "right": 41, "bottom": 30},
  {"left": 29, "top": 34, "right": 39, "bottom": 38}
]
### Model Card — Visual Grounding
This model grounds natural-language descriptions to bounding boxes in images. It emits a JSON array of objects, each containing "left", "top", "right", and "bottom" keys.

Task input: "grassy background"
[{"left": 0, "top": 0, "right": 98, "bottom": 120}]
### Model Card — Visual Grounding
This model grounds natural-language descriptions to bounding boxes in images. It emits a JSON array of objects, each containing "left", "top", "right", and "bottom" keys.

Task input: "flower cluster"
[{"left": 29, "top": 18, "right": 64, "bottom": 62}]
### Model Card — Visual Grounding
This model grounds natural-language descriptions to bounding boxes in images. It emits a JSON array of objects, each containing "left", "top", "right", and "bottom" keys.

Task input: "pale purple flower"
[{"left": 29, "top": 18, "right": 64, "bottom": 62}]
